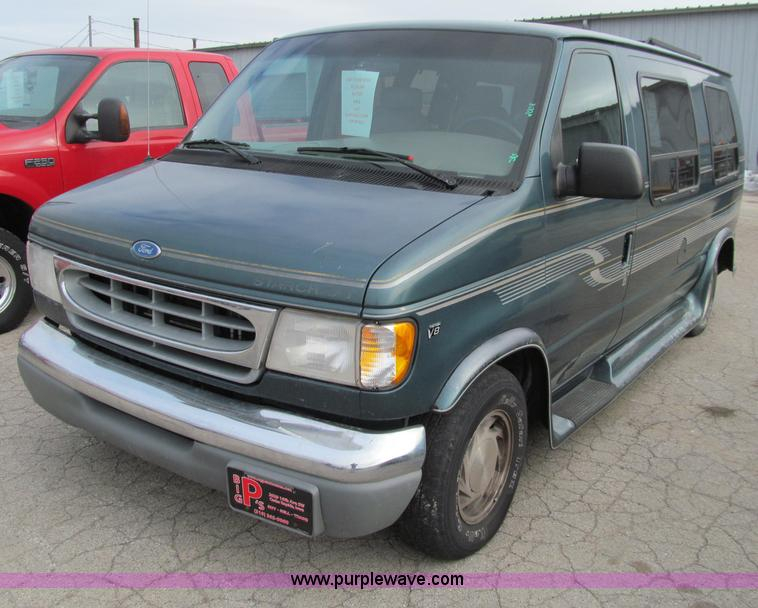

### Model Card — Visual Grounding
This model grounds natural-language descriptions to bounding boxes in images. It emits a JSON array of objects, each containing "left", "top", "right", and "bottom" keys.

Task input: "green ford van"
[{"left": 18, "top": 22, "right": 743, "bottom": 558}]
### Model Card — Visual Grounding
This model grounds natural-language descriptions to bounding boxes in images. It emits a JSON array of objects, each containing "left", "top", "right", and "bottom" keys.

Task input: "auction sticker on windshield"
[
  {"left": 227, "top": 467, "right": 314, "bottom": 535},
  {"left": 341, "top": 70, "right": 379, "bottom": 137}
]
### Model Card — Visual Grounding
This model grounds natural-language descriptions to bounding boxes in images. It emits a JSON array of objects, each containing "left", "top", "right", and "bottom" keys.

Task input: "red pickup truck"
[{"left": 0, "top": 48, "right": 238, "bottom": 331}]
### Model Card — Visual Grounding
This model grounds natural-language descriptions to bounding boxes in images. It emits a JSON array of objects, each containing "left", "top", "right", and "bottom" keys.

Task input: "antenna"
[{"left": 145, "top": 0, "right": 152, "bottom": 161}]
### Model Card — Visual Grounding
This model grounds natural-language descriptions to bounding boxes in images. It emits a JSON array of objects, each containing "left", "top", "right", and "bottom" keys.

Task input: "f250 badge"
[
  {"left": 24, "top": 158, "right": 55, "bottom": 169},
  {"left": 427, "top": 322, "right": 441, "bottom": 339}
]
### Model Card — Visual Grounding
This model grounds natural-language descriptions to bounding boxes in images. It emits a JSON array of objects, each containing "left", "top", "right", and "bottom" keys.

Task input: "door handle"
[
  {"left": 622, "top": 232, "right": 634, "bottom": 266},
  {"left": 621, "top": 231, "right": 634, "bottom": 286}
]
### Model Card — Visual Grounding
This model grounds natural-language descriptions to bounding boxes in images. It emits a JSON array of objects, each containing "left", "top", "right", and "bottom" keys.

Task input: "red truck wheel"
[{"left": 0, "top": 228, "right": 33, "bottom": 333}]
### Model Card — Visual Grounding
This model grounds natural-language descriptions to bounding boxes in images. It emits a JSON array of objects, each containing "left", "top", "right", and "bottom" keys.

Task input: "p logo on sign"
[{"left": 241, "top": 477, "right": 263, "bottom": 507}]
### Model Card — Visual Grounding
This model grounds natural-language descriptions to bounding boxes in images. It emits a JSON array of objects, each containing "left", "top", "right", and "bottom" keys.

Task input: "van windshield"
[
  {"left": 0, "top": 54, "right": 98, "bottom": 125},
  {"left": 187, "top": 30, "right": 554, "bottom": 180}
]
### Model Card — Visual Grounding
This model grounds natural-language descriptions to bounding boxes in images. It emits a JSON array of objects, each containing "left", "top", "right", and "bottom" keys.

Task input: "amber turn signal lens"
[{"left": 360, "top": 321, "right": 416, "bottom": 389}]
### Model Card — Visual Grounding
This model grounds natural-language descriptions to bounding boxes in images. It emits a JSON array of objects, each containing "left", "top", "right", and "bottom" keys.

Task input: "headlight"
[
  {"left": 26, "top": 242, "right": 61, "bottom": 303},
  {"left": 267, "top": 309, "right": 361, "bottom": 386},
  {"left": 266, "top": 309, "right": 416, "bottom": 389}
]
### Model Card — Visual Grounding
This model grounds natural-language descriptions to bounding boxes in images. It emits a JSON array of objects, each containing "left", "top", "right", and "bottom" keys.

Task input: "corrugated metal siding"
[
  {"left": 213, "top": 47, "right": 265, "bottom": 69},
  {"left": 551, "top": 9, "right": 758, "bottom": 169}
]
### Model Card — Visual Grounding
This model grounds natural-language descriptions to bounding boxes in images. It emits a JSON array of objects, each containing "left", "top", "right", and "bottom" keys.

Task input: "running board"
[{"left": 551, "top": 295, "right": 701, "bottom": 447}]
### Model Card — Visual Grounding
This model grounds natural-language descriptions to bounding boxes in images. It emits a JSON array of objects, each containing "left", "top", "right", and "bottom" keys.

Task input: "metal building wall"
[
  {"left": 201, "top": 45, "right": 267, "bottom": 70},
  {"left": 544, "top": 8, "right": 758, "bottom": 170},
  {"left": 213, "top": 46, "right": 265, "bottom": 69}
]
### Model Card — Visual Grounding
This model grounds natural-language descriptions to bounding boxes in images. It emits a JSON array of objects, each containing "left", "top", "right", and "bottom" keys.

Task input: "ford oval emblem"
[{"left": 131, "top": 240, "right": 162, "bottom": 259}]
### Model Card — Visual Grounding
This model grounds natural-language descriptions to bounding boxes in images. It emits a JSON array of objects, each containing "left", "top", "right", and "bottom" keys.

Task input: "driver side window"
[
  {"left": 560, "top": 53, "right": 622, "bottom": 164},
  {"left": 81, "top": 61, "right": 185, "bottom": 131}
]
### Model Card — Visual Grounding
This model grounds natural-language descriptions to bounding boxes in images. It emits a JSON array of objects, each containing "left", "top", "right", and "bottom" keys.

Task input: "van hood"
[{"left": 30, "top": 159, "right": 485, "bottom": 308}]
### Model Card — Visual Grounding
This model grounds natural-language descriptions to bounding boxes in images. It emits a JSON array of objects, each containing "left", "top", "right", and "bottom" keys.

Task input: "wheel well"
[
  {"left": 496, "top": 347, "right": 550, "bottom": 428},
  {"left": 0, "top": 195, "right": 34, "bottom": 242},
  {"left": 717, "top": 238, "right": 734, "bottom": 274}
]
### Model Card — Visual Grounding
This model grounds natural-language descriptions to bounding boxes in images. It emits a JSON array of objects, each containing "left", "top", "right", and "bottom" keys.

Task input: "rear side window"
[
  {"left": 559, "top": 53, "right": 623, "bottom": 164},
  {"left": 189, "top": 62, "right": 230, "bottom": 113},
  {"left": 703, "top": 85, "right": 739, "bottom": 181},
  {"left": 81, "top": 61, "right": 185, "bottom": 130},
  {"left": 640, "top": 77, "right": 698, "bottom": 199}
]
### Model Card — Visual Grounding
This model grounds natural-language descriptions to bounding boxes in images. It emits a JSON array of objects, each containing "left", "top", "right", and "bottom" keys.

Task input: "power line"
[
  {"left": 0, "top": 34, "right": 54, "bottom": 47},
  {"left": 60, "top": 23, "right": 89, "bottom": 47},
  {"left": 93, "top": 18, "right": 240, "bottom": 45},
  {"left": 76, "top": 30, "right": 90, "bottom": 47},
  {"left": 93, "top": 30, "right": 176, "bottom": 50}
]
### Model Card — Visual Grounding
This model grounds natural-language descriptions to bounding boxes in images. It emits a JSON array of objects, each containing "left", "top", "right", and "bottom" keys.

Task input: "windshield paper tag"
[
  {"left": 341, "top": 70, "right": 379, "bottom": 137},
  {"left": 3, "top": 71, "right": 26, "bottom": 109}
]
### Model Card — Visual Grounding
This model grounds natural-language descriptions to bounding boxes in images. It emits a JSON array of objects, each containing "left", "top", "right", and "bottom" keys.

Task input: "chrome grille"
[{"left": 56, "top": 258, "right": 278, "bottom": 383}]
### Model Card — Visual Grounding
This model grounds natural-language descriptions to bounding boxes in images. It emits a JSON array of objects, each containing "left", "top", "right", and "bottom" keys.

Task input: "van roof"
[{"left": 283, "top": 21, "right": 730, "bottom": 76}]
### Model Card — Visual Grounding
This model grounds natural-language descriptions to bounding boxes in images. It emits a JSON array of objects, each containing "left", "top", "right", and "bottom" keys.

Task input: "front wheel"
[
  {"left": 0, "top": 228, "right": 33, "bottom": 333},
  {"left": 398, "top": 367, "right": 528, "bottom": 559}
]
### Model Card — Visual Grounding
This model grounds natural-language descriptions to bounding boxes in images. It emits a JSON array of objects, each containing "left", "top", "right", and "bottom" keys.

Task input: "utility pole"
[
  {"left": 87, "top": 15, "right": 92, "bottom": 46},
  {"left": 133, "top": 17, "right": 140, "bottom": 48},
  {"left": 192, "top": 37, "right": 197, "bottom": 49}
]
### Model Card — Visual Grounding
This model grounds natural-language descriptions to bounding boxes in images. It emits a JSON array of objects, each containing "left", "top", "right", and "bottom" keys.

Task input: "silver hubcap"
[
  {"left": 457, "top": 409, "right": 513, "bottom": 525},
  {"left": 0, "top": 256, "right": 17, "bottom": 315}
]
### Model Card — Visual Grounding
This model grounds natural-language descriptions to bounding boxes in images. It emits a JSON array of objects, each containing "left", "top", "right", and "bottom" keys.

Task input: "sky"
[{"left": 1, "top": 0, "right": 754, "bottom": 58}]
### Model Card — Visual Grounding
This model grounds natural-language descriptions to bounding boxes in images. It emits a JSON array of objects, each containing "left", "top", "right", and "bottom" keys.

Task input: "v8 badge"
[{"left": 427, "top": 322, "right": 441, "bottom": 339}]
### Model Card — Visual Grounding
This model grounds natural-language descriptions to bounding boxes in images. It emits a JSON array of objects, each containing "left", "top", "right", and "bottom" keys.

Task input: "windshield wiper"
[
  {"left": 183, "top": 138, "right": 261, "bottom": 165},
  {"left": 296, "top": 146, "right": 458, "bottom": 189},
  {"left": 0, "top": 116, "right": 38, "bottom": 124}
]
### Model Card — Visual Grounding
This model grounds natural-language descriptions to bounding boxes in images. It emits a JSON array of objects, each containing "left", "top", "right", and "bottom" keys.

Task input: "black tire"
[
  {"left": 398, "top": 367, "right": 528, "bottom": 559},
  {"left": 0, "top": 228, "right": 33, "bottom": 333},
  {"left": 687, "top": 263, "right": 717, "bottom": 337}
]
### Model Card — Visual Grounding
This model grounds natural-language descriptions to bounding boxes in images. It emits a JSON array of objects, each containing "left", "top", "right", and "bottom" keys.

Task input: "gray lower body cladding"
[{"left": 17, "top": 320, "right": 425, "bottom": 538}]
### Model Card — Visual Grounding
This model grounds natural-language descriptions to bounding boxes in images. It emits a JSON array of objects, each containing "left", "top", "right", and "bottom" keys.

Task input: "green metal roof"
[
  {"left": 199, "top": 41, "right": 269, "bottom": 52},
  {"left": 526, "top": 2, "right": 758, "bottom": 23}
]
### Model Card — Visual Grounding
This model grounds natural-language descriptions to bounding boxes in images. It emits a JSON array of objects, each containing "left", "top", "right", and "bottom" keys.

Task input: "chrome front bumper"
[{"left": 17, "top": 320, "right": 426, "bottom": 536}]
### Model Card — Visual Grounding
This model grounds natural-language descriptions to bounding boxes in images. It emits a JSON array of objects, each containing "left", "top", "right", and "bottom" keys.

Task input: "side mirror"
[
  {"left": 556, "top": 143, "right": 644, "bottom": 199},
  {"left": 96, "top": 98, "right": 130, "bottom": 142},
  {"left": 65, "top": 98, "right": 130, "bottom": 144}
]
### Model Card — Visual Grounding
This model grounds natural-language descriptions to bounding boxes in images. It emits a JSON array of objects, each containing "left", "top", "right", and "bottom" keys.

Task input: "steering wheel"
[{"left": 456, "top": 116, "right": 523, "bottom": 142}]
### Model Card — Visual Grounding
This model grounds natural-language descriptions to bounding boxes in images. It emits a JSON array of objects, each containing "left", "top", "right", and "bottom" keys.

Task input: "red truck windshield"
[
  {"left": 187, "top": 29, "right": 554, "bottom": 180},
  {"left": 0, "top": 54, "right": 97, "bottom": 125}
]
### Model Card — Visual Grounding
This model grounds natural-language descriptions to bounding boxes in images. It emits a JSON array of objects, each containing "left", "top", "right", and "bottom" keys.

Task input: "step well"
[{"left": 550, "top": 293, "right": 701, "bottom": 447}]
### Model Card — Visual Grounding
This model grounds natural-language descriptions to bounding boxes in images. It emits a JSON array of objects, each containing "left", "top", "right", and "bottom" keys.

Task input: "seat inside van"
[{"left": 372, "top": 86, "right": 426, "bottom": 133}]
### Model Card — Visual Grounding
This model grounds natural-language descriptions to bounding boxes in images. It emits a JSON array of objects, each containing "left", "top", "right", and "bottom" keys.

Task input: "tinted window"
[
  {"left": 189, "top": 61, "right": 229, "bottom": 113},
  {"left": 81, "top": 61, "right": 184, "bottom": 130},
  {"left": 189, "top": 31, "right": 554, "bottom": 179},
  {"left": 640, "top": 77, "right": 698, "bottom": 199},
  {"left": 704, "top": 86, "right": 739, "bottom": 180},
  {"left": 0, "top": 54, "right": 97, "bottom": 124},
  {"left": 559, "top": 53, "right": 622, "bottom": 164}
]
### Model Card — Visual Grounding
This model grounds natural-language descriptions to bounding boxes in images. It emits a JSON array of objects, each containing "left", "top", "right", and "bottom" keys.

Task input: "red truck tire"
[{"left": 0, "top": 228, "right": 33, "bottom": 332}]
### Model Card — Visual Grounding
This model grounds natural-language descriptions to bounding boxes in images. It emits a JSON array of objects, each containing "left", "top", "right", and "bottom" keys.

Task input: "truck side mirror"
[
  {"left": 556, "top": 142, "right": 644, "bottom": 199},
  {"left": 65, "top": 98, "right": 130, "bottom": 144}
]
